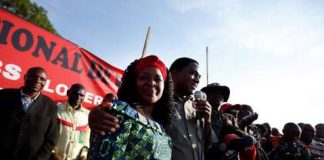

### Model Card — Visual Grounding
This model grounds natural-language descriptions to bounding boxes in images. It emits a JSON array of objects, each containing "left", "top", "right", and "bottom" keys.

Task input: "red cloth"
[
  {"left": 224, "top": 134, "right": 239, "bottom": 145},
  {"left": 135, "top": 55, "right": 167, "bottom": 81},
  {"left": 271, "top": 136, "right": 281, "bottom": 148},
  {"left": 57, "top": 118, "right": 88, "bottom": 132},
  {"left": 240, "top": 145, "right": 257, "bottom": 160},
  {"left": 219, "top": 103, "right": 241, "bottom": 113}
]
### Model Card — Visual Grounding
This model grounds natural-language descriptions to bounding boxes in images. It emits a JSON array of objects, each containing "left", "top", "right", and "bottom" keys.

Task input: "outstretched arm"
[{"left": 88, "top": 106, "right": 120, "bottom": 135}]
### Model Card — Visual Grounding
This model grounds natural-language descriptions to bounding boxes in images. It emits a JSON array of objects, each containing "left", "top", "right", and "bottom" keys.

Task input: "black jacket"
[{"left": 0, "top": 88, "right": 58, "bottom": 160}]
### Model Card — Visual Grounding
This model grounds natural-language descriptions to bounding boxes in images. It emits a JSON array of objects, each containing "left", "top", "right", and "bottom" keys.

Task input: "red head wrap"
[
  {"left": 135, "top": 55, "right": 168, "bottom": 81},
  {"left": 219, "top": 103, "right": 242, "bottom": 113}
]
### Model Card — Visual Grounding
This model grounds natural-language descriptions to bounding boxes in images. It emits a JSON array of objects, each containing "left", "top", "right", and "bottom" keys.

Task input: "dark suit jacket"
[{"left": 0, "top": 88, "right": 58, "bottom": 160}]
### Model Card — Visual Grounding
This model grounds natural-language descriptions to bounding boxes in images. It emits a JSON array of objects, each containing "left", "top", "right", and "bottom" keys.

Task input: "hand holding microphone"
[
  {"left": 194, "top": 90, "right": 207, "bottom": 101},
  {"left": 194, "top": 90, "right": 212, "bottom": 123}
]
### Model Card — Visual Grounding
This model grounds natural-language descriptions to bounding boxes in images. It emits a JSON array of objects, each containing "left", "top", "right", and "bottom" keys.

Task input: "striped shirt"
[{"left": 308, "top": 139, "right": 324, "bottom": 159}]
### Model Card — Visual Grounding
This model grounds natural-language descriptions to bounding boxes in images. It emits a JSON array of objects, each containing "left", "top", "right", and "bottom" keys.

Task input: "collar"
[
  {"left": 64, "top": 102, "right": 86, "bottom": 112},
  {"left": 20, "top": 88, "right": 40, "bottom": 100},
  {"left": 174, "top": 93, "right": 193, "bottom": 103}
]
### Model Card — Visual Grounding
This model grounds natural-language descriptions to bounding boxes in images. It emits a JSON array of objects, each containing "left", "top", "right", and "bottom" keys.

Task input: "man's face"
[
  {"left": 284, "top": 126, "right": 301, "bottom": 142},
  {"left": 301, "top": 127, "right": 315, "bottom": 145},
  {"left": 173, "top": 62, "right": 200, "bottom": 95},
  {"left": 24, "top": 69, "right": 47, "bottom": 93},
  {"left": 68, "top": 87, "right": 85, "bottom": 107},
  {"left": 316, "top": 125, "right": 324, "bottom": 138},
  {"left": 206, "top": 91, "right": 224, "bottom": 109}
]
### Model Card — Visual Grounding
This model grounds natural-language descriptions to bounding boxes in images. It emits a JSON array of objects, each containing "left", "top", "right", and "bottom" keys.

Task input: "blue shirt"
[{"left": 20, "top": 89, "right": 40, "bottom": 112}]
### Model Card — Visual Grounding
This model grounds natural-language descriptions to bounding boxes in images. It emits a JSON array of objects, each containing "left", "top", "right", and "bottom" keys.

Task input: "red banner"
[{"left": 0, "top": 9, "right": 123, "bottom": 109}]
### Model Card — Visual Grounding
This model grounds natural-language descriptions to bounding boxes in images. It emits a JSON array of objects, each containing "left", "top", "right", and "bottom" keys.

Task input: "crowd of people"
[{"left": 0, "top": 55, "right": 323, "bottom": 160}]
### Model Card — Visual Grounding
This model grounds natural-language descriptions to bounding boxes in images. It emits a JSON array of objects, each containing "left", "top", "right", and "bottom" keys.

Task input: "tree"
[{"left": 0, "top": 0, "right": 58, "bottom": 34}]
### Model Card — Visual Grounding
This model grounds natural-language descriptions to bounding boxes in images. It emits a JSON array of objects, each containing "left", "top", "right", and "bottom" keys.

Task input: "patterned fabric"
[
  {"left": 308, "top": 140, "right": 324, "bottom": 160},
  {"left": 88, "top": 100, "right": 172, "bottom": 160},
  {"left": 269, "top": 139, "right": 311, "bottom": 160},
  {"left": 313, "top": 137, "right": 324, "bottom": 144}
]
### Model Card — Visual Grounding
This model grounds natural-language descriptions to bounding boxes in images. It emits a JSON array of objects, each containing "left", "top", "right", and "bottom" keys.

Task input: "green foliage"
[{"left": 0, "top": 0, "right": 58, "bottom": 34}]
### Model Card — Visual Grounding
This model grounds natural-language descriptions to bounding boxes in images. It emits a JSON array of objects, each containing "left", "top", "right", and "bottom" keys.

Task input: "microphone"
[
  {"left": 194, "top": 90, "right": 207, "bottom": 101},
  {"left": 194, "top": 91, "right": 207, "bottom": 160},
  {"left": 194, "top": 90, "right": 207, "bottom": 120}
]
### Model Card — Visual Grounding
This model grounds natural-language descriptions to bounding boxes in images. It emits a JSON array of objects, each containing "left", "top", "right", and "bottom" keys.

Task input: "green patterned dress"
[{"left": 88, "top": 100, "right": 172, "bottom": 160}]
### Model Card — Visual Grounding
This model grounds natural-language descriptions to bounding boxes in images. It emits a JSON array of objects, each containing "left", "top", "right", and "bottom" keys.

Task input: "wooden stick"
[
  {"left": 206, "top": 46, "right": 209, "bottom": 85},
  {"left": 141, "top": 26, "right": 151, "bottom": 58}
]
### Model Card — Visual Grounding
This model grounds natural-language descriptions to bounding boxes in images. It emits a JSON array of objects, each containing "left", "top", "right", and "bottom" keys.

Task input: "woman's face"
[{"left": 136, "top": 67, "right": 165, "bottom": 105}]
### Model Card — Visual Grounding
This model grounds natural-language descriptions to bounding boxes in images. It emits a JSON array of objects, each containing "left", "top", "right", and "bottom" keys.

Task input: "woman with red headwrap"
[{"left": 88, "top": 55, "right": 174, "bottom": 160}]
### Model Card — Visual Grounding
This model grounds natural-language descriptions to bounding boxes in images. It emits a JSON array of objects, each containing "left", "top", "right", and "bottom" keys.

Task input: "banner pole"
[
  {"left": 206, "top": 46, "right": 209, "bottom": 85},
  {"left": 141, "top": 26, "right": 151, "bottom": 58}
]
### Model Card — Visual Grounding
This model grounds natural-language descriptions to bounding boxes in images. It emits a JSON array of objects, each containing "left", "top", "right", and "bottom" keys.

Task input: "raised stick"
[
  {"left": 141, "top": 26, "right": 151, "bottom": 58},
  {"left": 206, "top": 46, "right": 209, "bottom": 85}
]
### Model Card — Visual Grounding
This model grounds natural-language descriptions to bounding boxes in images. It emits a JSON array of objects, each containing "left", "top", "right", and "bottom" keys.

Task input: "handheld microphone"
[
  {"left": 194, "top": 90, "right": 207, "bottom": 101},
  {"left": 193, "top": 91, "right": 207, "bottom": 160},
  {"left": 194, "top": 90, "right": 207, "bottom": 120}
]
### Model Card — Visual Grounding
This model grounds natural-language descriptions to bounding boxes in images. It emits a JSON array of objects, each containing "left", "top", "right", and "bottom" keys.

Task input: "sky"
[{"left": 31, "top": 0, "right": 324, "bottom": 131}]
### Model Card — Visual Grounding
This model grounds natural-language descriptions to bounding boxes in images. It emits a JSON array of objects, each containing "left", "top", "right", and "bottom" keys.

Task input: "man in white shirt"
[{"left": 52, "top": 83, "right": 90, "bottom": 160}]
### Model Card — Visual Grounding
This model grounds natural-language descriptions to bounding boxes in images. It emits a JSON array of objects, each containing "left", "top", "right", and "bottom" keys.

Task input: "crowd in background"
[{"left": 0, "top": 55, "right": 323, "bottom": 160}]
